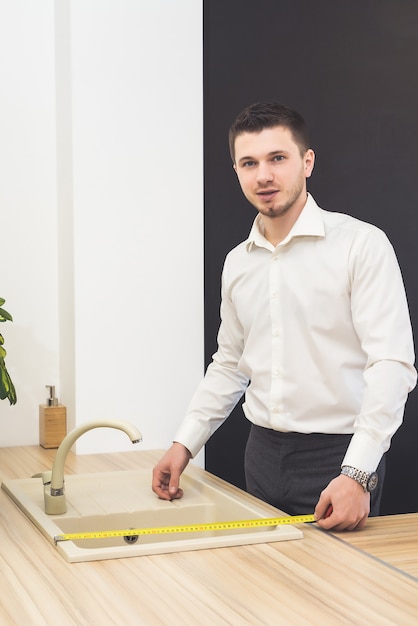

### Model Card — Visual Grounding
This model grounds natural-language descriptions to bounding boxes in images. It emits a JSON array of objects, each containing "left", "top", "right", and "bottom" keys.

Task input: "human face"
[{"left": 233, "top": 126, "right": 315, "bottom": 220}]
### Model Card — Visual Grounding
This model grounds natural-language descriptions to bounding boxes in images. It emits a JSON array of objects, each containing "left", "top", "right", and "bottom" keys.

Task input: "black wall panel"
[{"left": 203, "top": 0, "right": 418, "bottom": 514}]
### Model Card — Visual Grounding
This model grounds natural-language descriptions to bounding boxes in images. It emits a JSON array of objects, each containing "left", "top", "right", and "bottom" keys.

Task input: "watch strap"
[{"left": 341, "top": 465, "right": 371, "bottom": 492}]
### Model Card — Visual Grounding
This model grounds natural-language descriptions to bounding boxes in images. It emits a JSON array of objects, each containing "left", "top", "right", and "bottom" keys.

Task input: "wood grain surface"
[{"left": 0, "top": 446, "right": 416, "bottom": 625}]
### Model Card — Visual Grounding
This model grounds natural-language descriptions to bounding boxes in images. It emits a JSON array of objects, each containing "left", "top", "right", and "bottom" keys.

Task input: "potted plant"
[{"left": 0, "top": 298, "right": 17, "bottom": 404}]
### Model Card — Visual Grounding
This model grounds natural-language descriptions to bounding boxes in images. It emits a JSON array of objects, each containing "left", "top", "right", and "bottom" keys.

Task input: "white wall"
[
  {"left": 0, "top": 1, "right": 58, "bottom": 444},
  {"left": 0, "top": 1, "right": 204, "bottom": 460}
]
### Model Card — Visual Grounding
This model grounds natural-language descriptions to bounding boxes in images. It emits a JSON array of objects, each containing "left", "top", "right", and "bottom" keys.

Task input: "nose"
[{"left": 256, "top": 162, "right": 274, "bottom": 184}]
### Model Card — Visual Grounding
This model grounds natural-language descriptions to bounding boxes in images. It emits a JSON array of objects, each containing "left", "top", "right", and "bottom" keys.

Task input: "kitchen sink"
[{"left": 1, "top": 464, "right": 303, "bottom": 562}]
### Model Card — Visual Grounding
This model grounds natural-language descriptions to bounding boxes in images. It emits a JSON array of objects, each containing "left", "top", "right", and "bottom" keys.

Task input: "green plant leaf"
[
  {"left": 0, "top": 299, "right": 17, "bottom": 404},
  {"left": 0, "top": 358, "right": 17, "bottom": 405},
  {"left": 0, "top": 307, "right": 13, "bottom": 322}
]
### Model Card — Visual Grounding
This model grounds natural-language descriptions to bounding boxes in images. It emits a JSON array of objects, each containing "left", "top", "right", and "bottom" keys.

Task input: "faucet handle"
[{"left": 32, "top": 471, "right": 52, "bottom": 485}]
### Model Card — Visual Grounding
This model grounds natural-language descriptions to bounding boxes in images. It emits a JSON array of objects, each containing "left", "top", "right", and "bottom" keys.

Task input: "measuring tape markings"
[{"left": 54, "top": 514, "right": 316, "bottom": 544}]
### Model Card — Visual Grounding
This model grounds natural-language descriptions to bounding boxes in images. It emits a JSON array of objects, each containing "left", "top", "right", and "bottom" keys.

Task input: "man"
[{"left": 152, "top": 102, "right": 416, "bottom": 530}]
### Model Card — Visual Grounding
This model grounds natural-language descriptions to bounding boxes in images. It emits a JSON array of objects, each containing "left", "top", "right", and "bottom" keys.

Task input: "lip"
[{"left": 256, "top": 189, "right": 278, "bottom": 201}]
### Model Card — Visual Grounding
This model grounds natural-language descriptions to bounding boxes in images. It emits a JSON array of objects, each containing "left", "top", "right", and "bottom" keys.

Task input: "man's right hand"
[{"left": 152, "top": 442, "right": 192, "bottom": 500}]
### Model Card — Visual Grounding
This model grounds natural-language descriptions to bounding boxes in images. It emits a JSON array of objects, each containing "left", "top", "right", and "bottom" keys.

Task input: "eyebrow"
[{"left": 237, "top": 150, "right": 289, "bottom": 165}]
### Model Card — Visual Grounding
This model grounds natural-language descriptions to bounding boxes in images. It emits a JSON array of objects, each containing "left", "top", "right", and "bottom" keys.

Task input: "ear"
[{"left": 304, "top": 149, "right": 315, "bottom": 178}]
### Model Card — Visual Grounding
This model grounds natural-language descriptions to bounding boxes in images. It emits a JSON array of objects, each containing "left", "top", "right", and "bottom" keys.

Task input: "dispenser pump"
[
  {"left": 39, "top": 385, "right": 67, "bottom": 448},
  {"left": 46, "top": 385, "right": 59, "bottom": 407}
]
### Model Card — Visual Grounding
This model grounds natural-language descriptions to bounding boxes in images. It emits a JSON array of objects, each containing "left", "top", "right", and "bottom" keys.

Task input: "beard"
[
  {"left": 255, "top": 178, "right": 306, "bottom": 219},
  {"left": 258, "top": 203, "right": 293, "bottom": 218}
]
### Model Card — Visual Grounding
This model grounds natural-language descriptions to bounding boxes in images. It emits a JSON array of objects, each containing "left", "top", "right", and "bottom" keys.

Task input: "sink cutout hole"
[{"left": 123, "top": 532, "right": 139, "bottom": 544}]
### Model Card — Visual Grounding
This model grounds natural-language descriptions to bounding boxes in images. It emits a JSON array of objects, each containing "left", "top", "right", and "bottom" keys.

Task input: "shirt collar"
[{"left": 246, "top": 193, "right": 325, "bottom": 252}]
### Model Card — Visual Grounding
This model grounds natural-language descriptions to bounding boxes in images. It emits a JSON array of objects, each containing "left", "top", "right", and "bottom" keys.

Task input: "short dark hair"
[{"left": 228, "top": 102, "right": 310, "bottom": 162}]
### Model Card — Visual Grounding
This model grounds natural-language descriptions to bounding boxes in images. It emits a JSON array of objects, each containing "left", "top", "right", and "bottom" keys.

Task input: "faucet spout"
[{"left": 42, "top": 420, "right": 142, "bottom": 514}]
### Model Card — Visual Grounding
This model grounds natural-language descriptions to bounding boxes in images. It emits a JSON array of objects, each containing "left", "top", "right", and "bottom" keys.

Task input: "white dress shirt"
[{"left": 175, "top": 194, "right": 417, "bottom": 471}]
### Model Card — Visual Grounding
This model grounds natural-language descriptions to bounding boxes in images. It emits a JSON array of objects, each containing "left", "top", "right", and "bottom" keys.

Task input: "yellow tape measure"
[{"left": 54, "top": 514, "right": 316, "bottom": 544}]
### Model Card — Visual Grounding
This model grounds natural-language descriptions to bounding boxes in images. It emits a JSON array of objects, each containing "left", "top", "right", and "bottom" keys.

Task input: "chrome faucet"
[{"left": 34, "top": 420, "right": 142, "bottom": 515}]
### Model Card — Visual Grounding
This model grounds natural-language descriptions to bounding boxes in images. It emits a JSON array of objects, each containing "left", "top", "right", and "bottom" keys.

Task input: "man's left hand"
[{"left": 314, "top": 474, "right": 370, "bottom": 531}]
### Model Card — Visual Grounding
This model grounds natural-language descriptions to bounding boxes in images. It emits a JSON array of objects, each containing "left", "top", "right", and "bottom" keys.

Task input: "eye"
[
  {"left": 272, "top": 155, "right": 285, "bottom": 162},
  {"left": 242, "top": 160, "right": 256, "bottom": 168}
]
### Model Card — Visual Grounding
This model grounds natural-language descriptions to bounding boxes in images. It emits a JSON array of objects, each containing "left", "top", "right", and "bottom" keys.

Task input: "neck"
[{"left": 261, "top": 194, "right": 307, "bottom": 246}]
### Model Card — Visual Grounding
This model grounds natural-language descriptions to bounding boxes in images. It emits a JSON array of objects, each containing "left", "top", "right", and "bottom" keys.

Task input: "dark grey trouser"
[{"left": 244, "top": 424, "right": 385, "bottom": 516}]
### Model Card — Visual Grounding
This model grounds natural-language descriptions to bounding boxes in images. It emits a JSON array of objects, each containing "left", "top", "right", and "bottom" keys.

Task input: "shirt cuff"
[
  {"left": 341, "top": 430, "right": 384, "bottom": 472},
  {"left": 173, "top": 420, "right": 211, "bottom": 459}
]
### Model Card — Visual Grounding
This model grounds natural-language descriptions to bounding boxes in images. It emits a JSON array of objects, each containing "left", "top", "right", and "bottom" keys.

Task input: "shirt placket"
[{"left": 269, "top": 249, "right": 283, "bottom": 426}]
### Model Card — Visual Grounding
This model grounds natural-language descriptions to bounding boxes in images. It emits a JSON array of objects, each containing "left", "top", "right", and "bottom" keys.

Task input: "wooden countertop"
[
  {"left": 0, "top": 446, "right": 417, "bottom": 625},
  {"left": 332, "top": 513, "right": 418, "bottom": 579}
]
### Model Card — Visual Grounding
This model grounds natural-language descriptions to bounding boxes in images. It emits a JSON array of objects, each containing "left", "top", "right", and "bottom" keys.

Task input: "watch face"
[{"left": 367, "top": 472, "right": 379, "bottom": 492}]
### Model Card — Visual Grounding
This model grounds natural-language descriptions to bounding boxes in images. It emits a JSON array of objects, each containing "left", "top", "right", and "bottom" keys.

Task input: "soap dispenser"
[{"left": 39, "top": 385, "right": 67, "bottom": 449}]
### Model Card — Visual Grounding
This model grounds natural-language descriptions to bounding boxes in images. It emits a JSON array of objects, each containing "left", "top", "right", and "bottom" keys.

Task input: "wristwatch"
[{"left": 341, "top": 465, "right": 378, "bottom": 492}]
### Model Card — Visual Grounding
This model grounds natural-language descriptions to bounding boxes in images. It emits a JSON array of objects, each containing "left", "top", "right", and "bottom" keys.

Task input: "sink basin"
[{"left": 1, "top": 464, "right": 303, "bottom": 562}]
